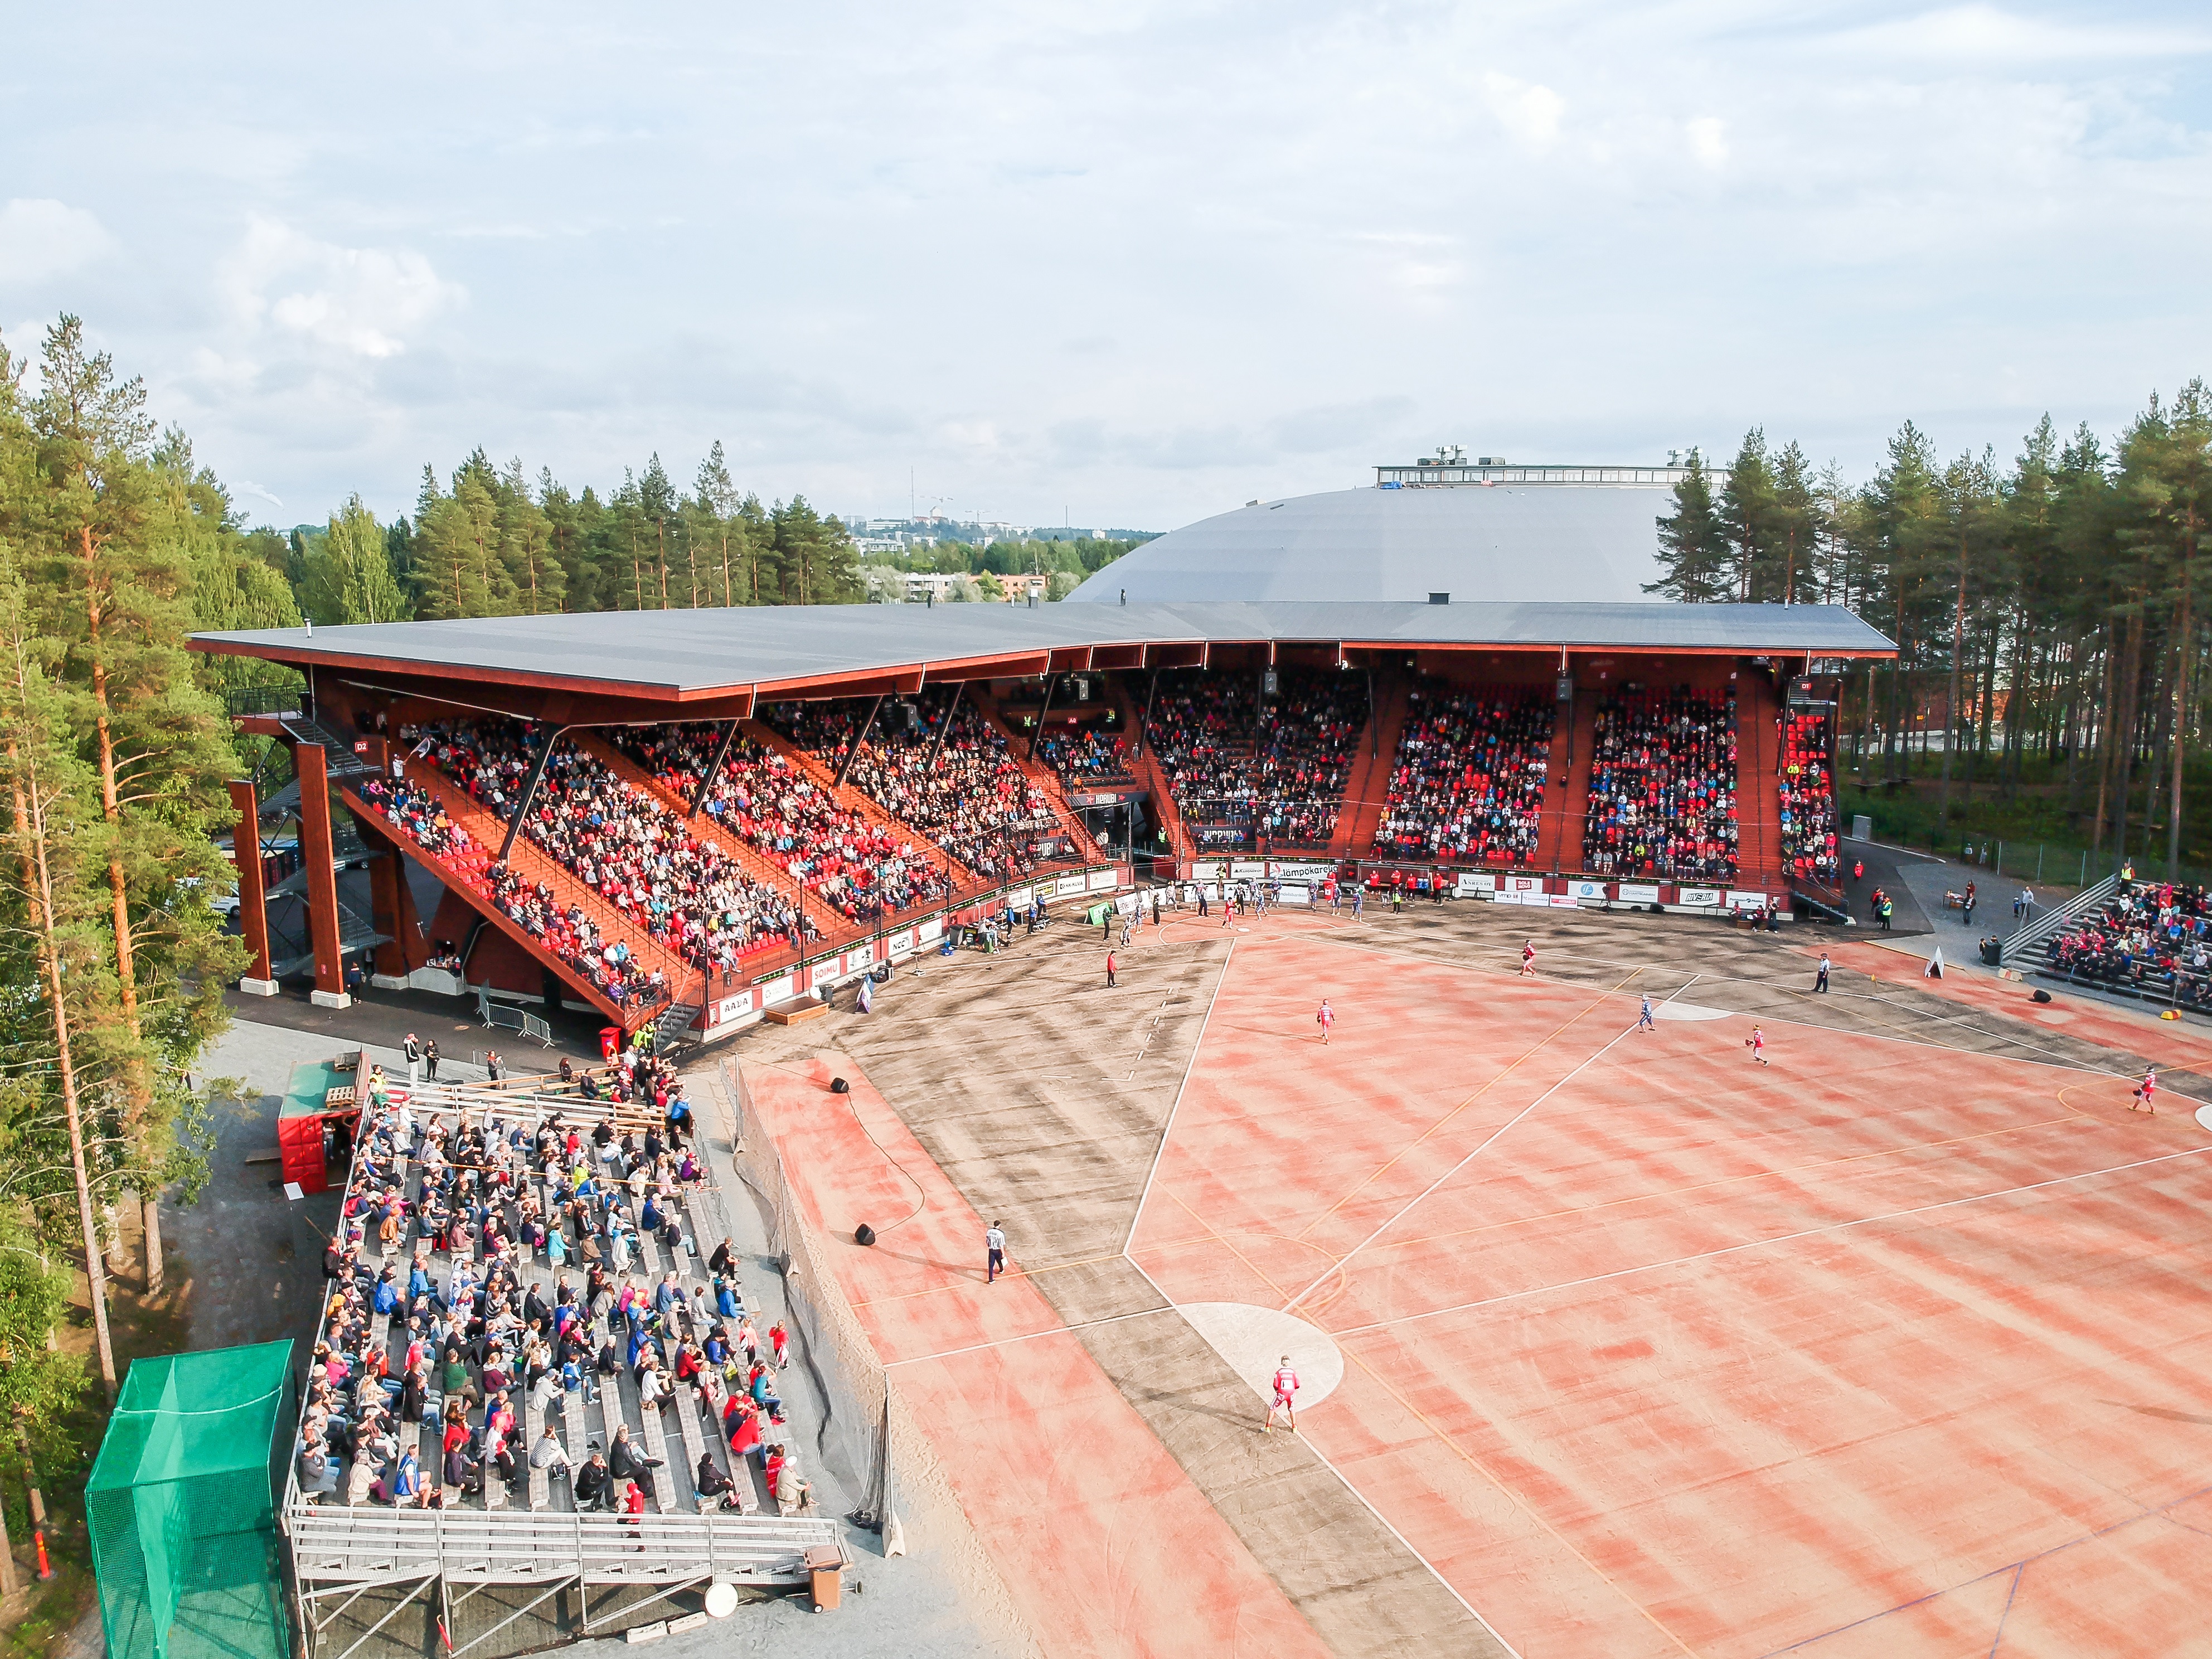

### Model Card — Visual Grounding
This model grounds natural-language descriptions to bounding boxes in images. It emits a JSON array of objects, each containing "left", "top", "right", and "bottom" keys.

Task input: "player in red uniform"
[
  {"left": 2132, "top": 1066, "right": 2157, "bottom": 1114},
  {"left": 1264, "top": 1355, "right": 1299, "bottom": 1433},
  {"left": 1520, "top": 940, "right": 1537, "bottom": 977}
]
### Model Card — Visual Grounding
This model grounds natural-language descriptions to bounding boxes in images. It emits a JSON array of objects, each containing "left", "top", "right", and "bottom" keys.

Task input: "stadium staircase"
[
  {"left": 958, "top": 692, "right": 1111, "bottom": 865},
  {"left": 1330, "top": 666, "right": 1409, "bottom": 861},
  {"left": 1735, "top": 675, "right": 1786, "bottom": 891},
  {"left": 1113, "top": 686, "right": 1196, "bottom": 874},
  {"left": 340, "top": 760, "right": 692, "bottom": 1034},
  {"left": 1998, "top": 873, "right": 2120, "bottom": 973},
  {"left": 1534, "top": 692, "right": 1592, "bottom": 875}
]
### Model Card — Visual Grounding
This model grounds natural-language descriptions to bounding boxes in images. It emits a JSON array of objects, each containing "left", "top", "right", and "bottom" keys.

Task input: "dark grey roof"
[
  {"left": 191, "top": 600, "right": 1895, "bottom": 701},
  {"left": 1066, "top": 484, "right": 1672, "bottom": 604}
]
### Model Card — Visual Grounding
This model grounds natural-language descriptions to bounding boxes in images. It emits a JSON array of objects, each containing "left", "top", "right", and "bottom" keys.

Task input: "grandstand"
[{"left": 195, "top": 598, "right": 1892, "bottom": 1045}]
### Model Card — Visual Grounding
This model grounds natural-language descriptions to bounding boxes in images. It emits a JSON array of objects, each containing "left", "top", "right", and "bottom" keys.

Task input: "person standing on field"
[
  {"left": 985, "top": 1221, "right": 1007, "bottom": 1283},
  {"left": 1316, "top": 1000, "right": 1334, "bottom": 1045},
  {"left": 1264, "top": 1355, "right": 1299, "bottom": 1433},
  {"left": 2132, "top": 1066, "right": 2157, "bottom": 1114},
  {"left": 1520, "top": 940, "right": 1537, "bottom": 977},
  {"left": 1637, "top": 995, "right": 1655, "bottom": 1032},
  {"left": 1815, "top": 953, "right": 1831, "bottom": 993},
  {"left": 1745, "top": 1026, "right": 1768, "bottom": 1066},
  {"left": 1105, "top": 950, "right": 1117, "bottom": 988}
]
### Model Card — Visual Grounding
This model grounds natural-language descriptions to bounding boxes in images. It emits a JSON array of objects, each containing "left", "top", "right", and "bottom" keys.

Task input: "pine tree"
[
  {"left": 1720, "top": 429, "right": 1778, "bottom": 600},
  {"left": 695, "top": 442, "right": 742, "bottom": 607},
  {"left": 0, "top": 552, "right": 125, "bottom": 1395},
  {"left": 640, "top": 455, "right": 677, "bottom": 609},
  {"left": 1648, "top": 449, "right": 1730, "bottom": 601},
  {"left": 300, "top": 495, "right": 411, "bottom": 624},
  {"left": 20, "top": 318, "right": 239, "bottom": 1292}
]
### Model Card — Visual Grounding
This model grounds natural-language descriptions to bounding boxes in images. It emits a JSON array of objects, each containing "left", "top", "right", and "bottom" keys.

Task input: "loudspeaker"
[
  {"left": 2031, "top": 988, "right": 2053, "bottom": 1003},
  {"left": 854, "top": 1223, "right": 876, "bottom": 1247},
  {"left": 830, "top": 1077, "right": 851, "bottom": 1094}
]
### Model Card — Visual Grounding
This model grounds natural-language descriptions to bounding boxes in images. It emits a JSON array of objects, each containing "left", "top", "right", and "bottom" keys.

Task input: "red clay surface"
[
  {"left": 744, "top": 1056, "right": 1331, "bottom": 1659},
  {"left": 1129, "top": 930, "right": 2212, "bottom": 1658},
  {"left": 1816, "top": 938, "right": 2212, "bottom": 1075}
]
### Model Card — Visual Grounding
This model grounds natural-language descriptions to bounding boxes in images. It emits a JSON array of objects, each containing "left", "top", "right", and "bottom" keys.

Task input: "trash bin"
[
  {"left": 599, "top": 1025, "right": 621, "bottom": 1063},
  {"left": 1979, "top": 938, "right": 2001, "bottom": 967},
  {"left": 804, "top": 1544, "right": 843, "bottom": 1612}
]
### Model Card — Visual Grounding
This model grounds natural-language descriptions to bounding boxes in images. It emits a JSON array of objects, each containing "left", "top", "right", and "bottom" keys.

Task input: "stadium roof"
[
  {"left": 1065, "top": 484, "right": 1679, "bottom": 605},
  {"left": 192, "top": 600, "right": 1894, "bottom": 717}
]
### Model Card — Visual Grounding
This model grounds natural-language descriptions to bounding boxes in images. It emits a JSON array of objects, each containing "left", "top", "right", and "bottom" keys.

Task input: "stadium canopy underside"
[{"left": 191, "top": 600, "right": 1895, "bottom": 721}]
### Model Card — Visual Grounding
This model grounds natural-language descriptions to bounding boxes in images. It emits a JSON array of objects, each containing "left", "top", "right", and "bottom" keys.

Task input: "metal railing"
[{"left": 1999, "top": 874, "right": 2119, "bottom": 968}]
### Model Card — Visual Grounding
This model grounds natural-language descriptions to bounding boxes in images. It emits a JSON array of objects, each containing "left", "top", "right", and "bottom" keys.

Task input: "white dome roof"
[{"left": 1069, "top": 485, "right": 1669, "bottom": 605}]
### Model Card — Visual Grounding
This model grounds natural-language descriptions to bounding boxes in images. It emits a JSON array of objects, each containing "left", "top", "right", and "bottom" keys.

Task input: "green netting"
[{"left": 86, "top": 1340, "right": 296, "bottom": 1659}]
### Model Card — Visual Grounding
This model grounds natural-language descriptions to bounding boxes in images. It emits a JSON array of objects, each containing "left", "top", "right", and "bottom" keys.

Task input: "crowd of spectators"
[
  {"left": 769, "top": 692, "right": 1062, "bottom": 879},
  {"left": 1779, "top": 711, "right": 1840, "bottom": 886},
  {"left": 2047, "top": 880, "right": 2212, "bottom": 1008},
  {"left": 1581, "top": 688, "right": 1739, "bottom": 881},
  {"left": 1036, "top": 724, "right": 1134, "bottom": 785},
  {"left": 357, "top": 776, "right": 669, "bottom": 1011},
  {"left": 298, "top": 1051, "right": 807, "bottom": 1517},
  {"left": 1144, "top": 668, "right": 1362, "bottom": 849},
  {"left": 1372, "top": 682, "right": 1553, "bottom": 864},
  {"left": 610, "top": 724, "right": 950, "bottom": 924},
  {"left": 399, "top": 720, "right": 813, "bottom": 986}
]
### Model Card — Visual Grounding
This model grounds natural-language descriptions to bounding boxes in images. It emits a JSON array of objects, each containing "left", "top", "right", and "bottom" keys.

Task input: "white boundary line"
[
  {"left": 1277, "top": 971, "right": 1702, "bottom": 1314},
  {"left": 1332, "top": 1142, "right": 2212, "bottom": 1338},
  {"left": 1119, "top": 1251, "right": 1527, "bottom": 1658},
  {"left": 1122, "top": 936, "right": 1234, "bottom": 1253}
]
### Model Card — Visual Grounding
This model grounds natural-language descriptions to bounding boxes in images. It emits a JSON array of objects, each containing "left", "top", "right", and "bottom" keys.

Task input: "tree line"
[{"left": 1650, "top": 391, "right": 2212, "bottom": 875}]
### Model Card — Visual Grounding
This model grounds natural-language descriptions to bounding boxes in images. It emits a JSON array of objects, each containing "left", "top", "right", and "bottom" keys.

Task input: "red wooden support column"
[
  {"left": 358, "top": 817, "right": 429, "bottom": 984},
  {"left": 294, "top": 743, "right": 350, "bottom": 1008},
  {"left": 227, "top": 778, "right": 278, "bottom": 995}
]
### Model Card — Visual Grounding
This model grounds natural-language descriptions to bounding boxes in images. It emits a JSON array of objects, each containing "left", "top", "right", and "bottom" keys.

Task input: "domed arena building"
[{"left": 1070, "top": 454, "right": 1696, "bottom": 605}]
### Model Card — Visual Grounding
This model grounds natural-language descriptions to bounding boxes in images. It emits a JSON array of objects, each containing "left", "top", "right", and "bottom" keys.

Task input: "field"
[{"left": 735, "top": 898, "right": 2212, "bottom": 1659}]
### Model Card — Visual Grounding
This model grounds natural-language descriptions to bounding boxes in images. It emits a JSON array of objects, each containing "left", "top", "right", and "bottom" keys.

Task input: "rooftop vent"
[{"left": 1429, "top": 591, "right": 1450, "bottom": 605}]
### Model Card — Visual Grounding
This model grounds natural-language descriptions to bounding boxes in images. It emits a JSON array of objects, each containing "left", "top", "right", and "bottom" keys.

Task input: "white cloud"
[
  {"left": 1687, "top": 117, "right": 1729, "bottom": 169},
  {"left": 221, "top": 218, "right": 462, "bottom": 360},
  {"left": 0, "top": 198, "right": 117, "bottom": 285},
  {"left": 1832, "top": 4, "right": 2212, "bottom": 64},
  {"left": 1482, "top": 73, "right": 1566, "bottom": 155}
]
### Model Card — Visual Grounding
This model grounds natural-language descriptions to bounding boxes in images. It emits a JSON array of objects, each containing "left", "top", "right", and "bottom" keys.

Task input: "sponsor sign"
[
  {"left": 1115, "top": 891, "right": 1139, "bottom": 916},
  {"left": 755, "top": 972, "right": 795, "bottom": 1006},
  {"left": 1274, "top": 862, "right": 1335, "bottom": 884},
  {"left": 1230, "top": 860, "right": 1268, "bottom": 880},
  {"left": 1569, "top": 879, "right": 1609, "bottom": 903},
  {"left": 1088, "top": 869, "right": 1118, "bottom": 891},
  {"left": 1489, "top": 890, "right": 1522, "bottom": 905},
  {"left": 1728, "top": 890, "right": 1771, "bottom": 911},
  {"left": 1547, "top": 893, "right": 1581, "bottom": 908},
  {"left": 1676, "top": 887, "right": 1722, "bottom": 908},
  {"left": 918, "top": 919, "right": 943, "bottom": 943},
  {"left": 1190, "top": 860, "right": 1223, "bottom": 880},
  {"left": 1054, "top": 874, "right": 1088, "bottom": 897},
  {"left": 1007, "top": 886, "right": 1034, "bottom": 910},
  {"left": 1617, "top": 883, "right": 1661, "bottom": 905},
  {"left": 1456, "top": 872, "right": 1497, "bottom": 896},
  {"left": 1278, "top": 884, "right": 1311, "bottom": 905},
  {"left": 715, "top": 991, "right": 759, "bottom": 1025},
  {"left": 1504, "top": 875, "right": 1545, "bottom": 895},
  {"left": 845, "top": 947, "right": 876, "bottom": 975},
  {"left": 888, "top": 930, "right": 916, "bottom": 962}
]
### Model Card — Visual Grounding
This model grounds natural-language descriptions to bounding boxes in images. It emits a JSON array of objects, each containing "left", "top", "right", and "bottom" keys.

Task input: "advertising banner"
[
  {"left": 1230, "top": 860, "right": 1268, "bottom": 880},
  {"left": 1055, "top": 874, "right": 1088, "bottom": 897},
  {"left": 1569, "top": 879, "right": 1609, "bottom": 903},
  {"left": 1273, "top": 862, "right": 1335, "bottom": 884},
  {"left": 1088, "top": 869, "right": 1119, "bottom": 891},
  {"left": 1115, "top": 891, "right": 1139, "bottom": 916},
  {"left": 887, "top": 927, "right": 916, "bottom": 961},
  {"left": 1546, "top": 893, "right": 1581, "bottom": 908},
  {"left": 1617, "top": 883, "right": 1661, "bottom": 905},
  {"left": 1277, "top": 884, "right": 1311, "bottom": 905},
  {"left": 919, "top": 918, "right": 944, "bottom": 942},
  {"left": 845, "top": 946, "right": 876, "bottom": 976},
  {"left": 1676, "top": 887, "right": 1722, "bottom": 908},
  {"left": 755, "top": 972, "right": 795, "bottom": 1007},
  {"left": 1007, "top": 886, "right": 1034, "bottom": 910},
  {"left": 1504, "top": 875, "right": 1545, "bottom": 895},
  {"left": 1456, "top": 872, "right": 1496, "bottom": 896},
  {"left": 1190, "top": 860, "right": 1223, "bottom": 881},
  {"left": 1728, "top": 890, "right": 1772, "bottom": 911}
]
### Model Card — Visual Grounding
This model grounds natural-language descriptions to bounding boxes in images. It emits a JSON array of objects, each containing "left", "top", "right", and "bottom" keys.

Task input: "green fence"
[{"left": 86, "top": 1340, "right": 297, "bottom": 1659}]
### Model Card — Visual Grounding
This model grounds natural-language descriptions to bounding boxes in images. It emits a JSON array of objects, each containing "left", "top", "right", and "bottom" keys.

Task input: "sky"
[{"left": 3, "top": 2, "right": 2209, "bottom": 536}]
